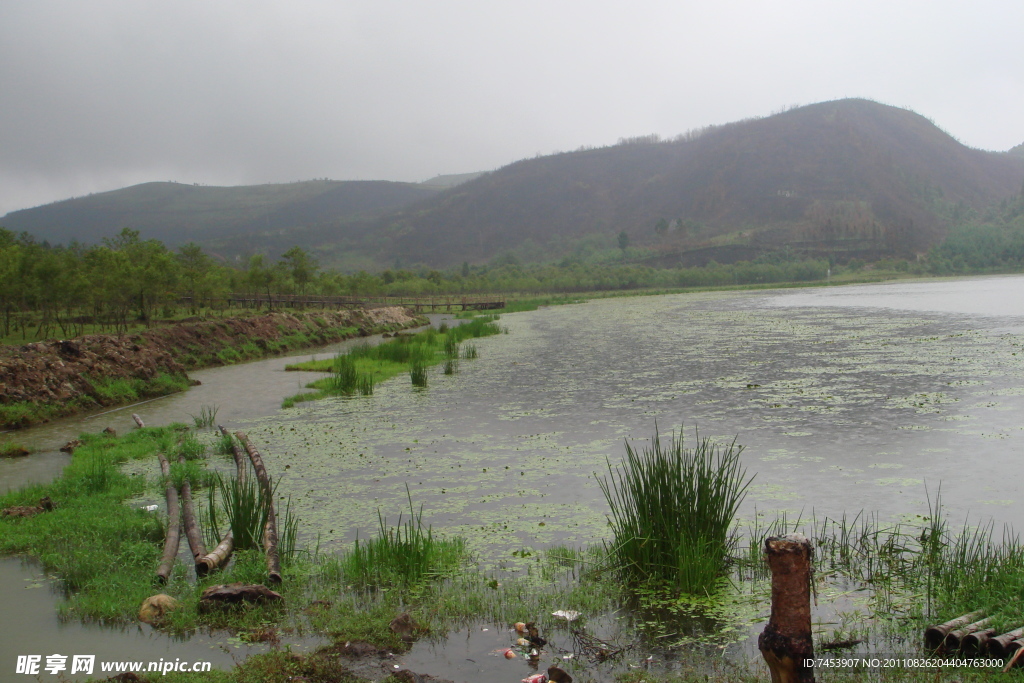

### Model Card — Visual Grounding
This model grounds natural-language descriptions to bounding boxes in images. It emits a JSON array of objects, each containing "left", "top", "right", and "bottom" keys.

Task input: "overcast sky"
[{"left": 1, "top": 0, "right": 1022, "bottom": 217}]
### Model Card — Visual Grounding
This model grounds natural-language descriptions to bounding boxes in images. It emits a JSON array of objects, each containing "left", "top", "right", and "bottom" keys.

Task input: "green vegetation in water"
[
  {"left": 328, "top": 488, "right": 468, "bottom": 588},
  {"left": 0, "top": 441, "right": 31, "bottom": 458},
  {"left": 189, "top": 404, "right": 219, "bottom": 429},
  {"left": 599, "top": 425, "right": 752, "bottom": 594},
  {"left": 8, "top": 426, "right": 1024, "bottom": 681},
  {"left": 282, "top": 315, "right": 503, "bottom": 406}
]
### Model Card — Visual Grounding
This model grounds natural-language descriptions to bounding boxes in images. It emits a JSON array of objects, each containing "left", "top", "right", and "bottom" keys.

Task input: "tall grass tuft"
[
  {"left": 444, "top": 337, "right": 459, "bottom": 359},
  {"left": 461, "top": 343, "right": 478, "bottom": 360},
  {"left": 328, "top": 354, "right": 359, "bottom": 394},
  {"left": 599, "top": 425, "right": 752, "bottom": 594},
  {"left": 443, "top": 358, "right": 459, "bottom": 375},
  {"left": 204, "top": 472, "right": 272, "bottom": 551},
  {"left": 189, "top": 404, "right": 219, "bottom": 429},
  {"left": 410, "top": 362, "right": 428, "bottom": 388},
  {"left": 338, "top": 487, "right": 466, "bottom": 587}
]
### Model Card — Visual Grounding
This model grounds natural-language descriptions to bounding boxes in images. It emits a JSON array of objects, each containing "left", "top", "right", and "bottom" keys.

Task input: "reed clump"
[
  {"left": 599, "top": 425, "right": 751, "bottom": 594},
  {"left": 335, "top": 489, "right": 467, "bottom": 587}
]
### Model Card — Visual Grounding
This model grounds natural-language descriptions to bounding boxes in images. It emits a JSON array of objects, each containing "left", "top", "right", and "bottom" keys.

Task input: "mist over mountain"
[{"left": 5, "top": 99, "right": 1023, "bottom": 270}]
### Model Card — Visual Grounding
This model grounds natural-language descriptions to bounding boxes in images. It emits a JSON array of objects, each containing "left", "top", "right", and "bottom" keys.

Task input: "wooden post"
[
  {"left": 132, "top": 413, "right": 145, "bottom": 429},
  {"left": 759, "top": 533, "right": 815, "bottom": 683},
  {"left": 155, "top": 452, "right": 181, "bottom": 584}
]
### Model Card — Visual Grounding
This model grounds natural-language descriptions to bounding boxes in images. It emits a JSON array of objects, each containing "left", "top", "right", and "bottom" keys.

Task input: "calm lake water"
[{"left": 2, "top": 274, "right": 1024, "bottom": 678}]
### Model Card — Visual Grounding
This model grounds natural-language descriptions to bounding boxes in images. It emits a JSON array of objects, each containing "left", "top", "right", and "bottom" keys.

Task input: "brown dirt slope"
[{"left": 0, "top": 307, "right": 423, "bottom": 426}]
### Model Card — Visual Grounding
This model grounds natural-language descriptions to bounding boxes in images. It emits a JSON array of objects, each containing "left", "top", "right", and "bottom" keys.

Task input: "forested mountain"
[
  {"left": 0, "top": 179, "right": 438, "bottom": 255},
  {"left": 375, "top": 99, "right": 1024, "bottom": 267},
  {"left": 5, "top": 99, "right": 1023, "bottom": 270}
]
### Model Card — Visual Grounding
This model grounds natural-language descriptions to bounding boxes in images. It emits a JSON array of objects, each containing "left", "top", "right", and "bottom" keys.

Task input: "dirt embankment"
[{"left": 0, "top": 307, "right": 424, "bottom": 427}]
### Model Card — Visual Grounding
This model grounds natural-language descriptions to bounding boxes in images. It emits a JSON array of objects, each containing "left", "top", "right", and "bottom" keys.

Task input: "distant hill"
[
  {"left": 0, "top": 179, "right": 438, "bottom": 254},
  {"left": 419, "top": 172, "right": 486, "bottom": 189},
  {"left": 6, "top": 99, "right": 1023, "bottom": 270},
  {"left": 375, "top": 99, "right": 1024, "bottom": 267}
]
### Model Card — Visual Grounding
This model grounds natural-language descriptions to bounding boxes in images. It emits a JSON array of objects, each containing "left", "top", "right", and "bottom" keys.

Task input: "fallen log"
[
  {"left": 196, "top": 531, "right": 233, "bottom": 576},
  {"left": 218, "top": 426, "right": 247, "bottom": 481},
  {"left": 155, "top": 452, "right": 181, "bottom": 584},
  {"left": 945, "top": 617, "right": 992, "bottom": 651},
  {"left": 758, "top": 533, "right": 815, "bottom": 683},
  {"left": 2, "top": 496, "right": 54, "bottom": 518},
  {"left": 177, "top": 455, "right": 206, "bottom": 563},
  {"left": 132, "top": 413, "right": 145, "bottom": 429},
  {"left": 924, "top": 611, "right": 985, "bottom": 649},
  {"left": 236, "top": 431, "right": 281, "bottom": 584},
  {"left": 988, "top": 628, "right": 1024, "bottom": 657}
]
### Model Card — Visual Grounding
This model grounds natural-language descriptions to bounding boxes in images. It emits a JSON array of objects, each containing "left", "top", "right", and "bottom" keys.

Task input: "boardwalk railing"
[{"left": 181, "top": 294, "right": 506, "bottom": 312}]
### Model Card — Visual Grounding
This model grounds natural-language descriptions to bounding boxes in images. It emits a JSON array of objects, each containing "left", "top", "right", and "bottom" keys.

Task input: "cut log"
[
  {"left": 196, "top": 531, "right": 233, "bottom": 576},
  {"left": 758, "top": 533, "right": 815, "bottom": 683},
  {"left": 218, "top": 426, "right": 247, "bottom": 481},
  {"left": 198, "top": 582, "right": 283, "bottom": 612},
  {"left": 944, "top": 617, "right": 992, "bottom": 651},
  {"left": 155, "top": 452, "right": 181, "bottom": 584},
  {"left": 987, "top": 628, "right": 1024, "bottom": 657},
  {"left": 236, "top": 431, "right": 281, "bottom": 584},
  {"left": 132, "top": 413, "right": 145, "bottom": 429},
  {"left": 177, "top": 455, "right": 206, "bottom": 563},
  {"left": 960, "top": 628, "right": 996, "bottom": 655},
  {"left": 924, "top": 611, "right": 985, "bottom": 649}
]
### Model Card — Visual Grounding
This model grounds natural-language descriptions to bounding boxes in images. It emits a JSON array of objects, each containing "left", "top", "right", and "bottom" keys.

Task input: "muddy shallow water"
[{"left": 3, "top": 275, "right": 1024, "bottom": 679}]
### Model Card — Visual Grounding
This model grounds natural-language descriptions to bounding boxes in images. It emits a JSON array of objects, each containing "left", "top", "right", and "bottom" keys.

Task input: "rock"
[
  {"left": 0, "top": 445, "right": 30, "bottom": 458},
  {"left": 139, "top": 594, "right": 179, "bottom": 624},
  {"left": 198, "top": 582, "right": 283, "bottom": 612},
  {"left": 102, "top": 427, "right": 117, "bottom": 436},
  {"left": 547, "top": 665, "right": 573, "bottom": 683},
  {"left": 60, "top": 439, "right": 83, "bottom": 453},
  {"left": 389, "top": 612, "right": 424, "bottom": 642},
  {"left": 2, "top": 496, "right": 54, "bottom": 518},
  {"left": 105, "top": 673, "right": 143, "bottom": 682}
]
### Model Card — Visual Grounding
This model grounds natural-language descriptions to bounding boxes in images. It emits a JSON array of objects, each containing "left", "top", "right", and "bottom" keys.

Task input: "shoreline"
[{"left": 0, "top": 307, "right": 426, "bottom": 431}]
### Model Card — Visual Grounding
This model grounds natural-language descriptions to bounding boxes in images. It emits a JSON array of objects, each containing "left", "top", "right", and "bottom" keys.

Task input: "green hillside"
[{"left": 376, "top": 99, "right": 1024, "bottom": 267}]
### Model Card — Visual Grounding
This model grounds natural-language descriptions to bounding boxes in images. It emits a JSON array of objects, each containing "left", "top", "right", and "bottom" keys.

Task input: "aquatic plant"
[
  {"left": 461, "top": 343, "right": 478, "bottom": 360},
  {"left": 443, "top": 358, "right": 459, "bottom": 375},
  {"left": 204, "top": 471, "right": 272, "bottom": 551},
  {"left": 189, "top": 404, "right": 219, "bottom": 429},
  {"left": 335, "top": 488, "right": 467, "bottom": 587},
  {"left": 410, "top": 362, "right": 428, "bottom": 387},
  {"left": 599, "top": 425, "right": 751, "bottom": 594}
]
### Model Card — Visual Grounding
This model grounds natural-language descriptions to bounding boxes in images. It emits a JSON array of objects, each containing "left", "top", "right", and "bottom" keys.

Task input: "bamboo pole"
[
  {"left": 944, "top": 617, "right": 992, "bottom": 651},
  {"left": 758, "top": 534, "right": 815, "bottom": 683},
  {"left": 155, "top": 452, "right": 180, "bottom": 584},
  {"left": 924, "top": 611, "right": 985, "bottom": 649},
  {"left": 989, "top": 628, "right": 1024, "bottom": 658},
  {"left": 236, "top": 431, "right": 281, "bottom": 583},
  {"left": 196, "top": 532, "right": 234, "bottom": 575},
  {"left": 218, "top": 426, "right": 247, "bottom": 481},
  {"left": 960, "top": 628, "right": 996, "bottom": 655},
  {"left": 177, "top": 455, "right": 207, "bottom": 563}
]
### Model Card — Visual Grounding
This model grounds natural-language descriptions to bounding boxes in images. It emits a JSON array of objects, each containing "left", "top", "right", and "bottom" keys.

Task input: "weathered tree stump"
[
  {"left": 759, "top": 533, "right": 815, "bottom": 683},
  {"left": 1, "top": 496, "right": 54, "bottom": 518},
  {"left": 132, "top": 413, "right": 145, "bottom": 429}
]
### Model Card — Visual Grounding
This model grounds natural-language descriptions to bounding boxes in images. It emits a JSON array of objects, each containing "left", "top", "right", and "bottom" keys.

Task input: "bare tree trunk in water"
[{"left": 759, "top": 534, "right": 815, "bottom": 683}]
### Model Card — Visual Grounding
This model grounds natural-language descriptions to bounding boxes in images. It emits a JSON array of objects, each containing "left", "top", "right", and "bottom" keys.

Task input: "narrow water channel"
[{"left": 3, "top": 277, "right": 1024, "bottom": 679}]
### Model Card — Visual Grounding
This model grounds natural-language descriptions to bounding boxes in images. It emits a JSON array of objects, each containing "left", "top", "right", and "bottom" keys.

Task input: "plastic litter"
[
  {"left": 143, "top": 505, "right": 159, "bottom": 512},
  {"left": 552, "top": 610, "right": 580, "bottom": 621},
  {"left": 522, "top": 674, "right": 547, "bottom": 683}
]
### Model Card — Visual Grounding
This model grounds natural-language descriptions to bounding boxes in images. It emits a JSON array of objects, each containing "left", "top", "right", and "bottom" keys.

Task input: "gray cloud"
[{"left": 2, "top": 0, "right": 1022, "bottom": 216}]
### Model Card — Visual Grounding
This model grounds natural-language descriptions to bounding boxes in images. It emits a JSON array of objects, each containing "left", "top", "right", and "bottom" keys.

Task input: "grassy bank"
[
  {"left": 282, "top": 315, "right": 505, "bottom": 407},
  {"left": 6, "top": 424, "right": 1024, "bottom": 682},
  {"left": 0, "top": 309, "right": 426, "bottom": 430}
]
